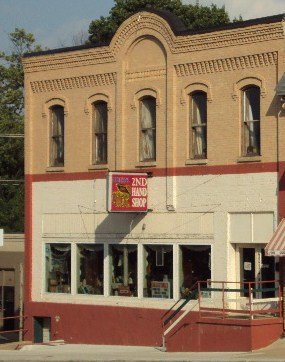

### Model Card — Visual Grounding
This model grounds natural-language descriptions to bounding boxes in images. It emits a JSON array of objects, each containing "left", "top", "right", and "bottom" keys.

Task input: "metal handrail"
[
  {"left": 198, "top": 280, "right": 282, "bottom": 320},
  {"left": 0, "top": 315, "right": 27, "bottom": 337},
  {"left": 162, "top": 281, "right": 199, "bottom": 327}
]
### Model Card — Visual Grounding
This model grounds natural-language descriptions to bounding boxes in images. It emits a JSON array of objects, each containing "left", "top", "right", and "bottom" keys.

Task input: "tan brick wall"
[{"left": 23, "top": 11, "right": 285, "bottom": 175}]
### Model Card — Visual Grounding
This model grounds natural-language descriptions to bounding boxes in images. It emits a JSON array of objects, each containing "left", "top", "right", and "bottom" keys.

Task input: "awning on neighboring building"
[{"left": 265, "top": 218, "right": 285, "bottom": 256}]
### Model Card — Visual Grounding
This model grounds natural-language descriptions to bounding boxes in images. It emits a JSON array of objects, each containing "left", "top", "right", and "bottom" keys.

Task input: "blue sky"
[{"left": 0, "top": 0, "right": 284, "bottom": 53}]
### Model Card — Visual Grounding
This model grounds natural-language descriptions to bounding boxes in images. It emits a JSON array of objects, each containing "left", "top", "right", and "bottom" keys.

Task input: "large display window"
[
  {"left": 44, "top": 242, "right": 211, "bottom": 301},
  {"left": 180, "top": 245, "right": 211, "bottom": 298},
  {"left": 77, "top": 244, "right": 104, "bottom": 295},
  {"left": 144, "top": 245, "right": 173, "bottom": 299},
  {"left": 45, "top": 244, "right": 71, "bottom": 293},
  {"left": 110, "top": 244, "right": 137, "bottom": 297}
]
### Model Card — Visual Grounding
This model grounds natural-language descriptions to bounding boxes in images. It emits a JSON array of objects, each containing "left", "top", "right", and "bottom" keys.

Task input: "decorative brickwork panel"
[
  {"left": 30, "top": 73, "right": 117, "bottom": 93},
  {"left": 175, "top": 52, "right": 277, "bottom": 77}
]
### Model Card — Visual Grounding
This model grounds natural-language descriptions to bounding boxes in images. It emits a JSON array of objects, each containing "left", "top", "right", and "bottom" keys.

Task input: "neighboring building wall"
[{"left": 0, "top": 234, "right": 24, "bottom": 329}]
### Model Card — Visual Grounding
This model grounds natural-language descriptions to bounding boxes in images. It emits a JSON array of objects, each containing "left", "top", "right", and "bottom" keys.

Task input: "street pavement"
[{"left": 0, "top": 340, "right": 285, "bottom": 361}]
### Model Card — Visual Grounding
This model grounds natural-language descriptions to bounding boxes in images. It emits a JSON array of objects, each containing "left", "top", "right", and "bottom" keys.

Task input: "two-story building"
[{"left": 23, "top": 10, "right": 285, "bottom": 351}]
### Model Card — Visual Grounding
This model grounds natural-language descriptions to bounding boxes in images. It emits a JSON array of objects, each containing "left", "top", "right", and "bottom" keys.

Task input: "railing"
[
  {"left": 198, "top": 280, "right": 282, "bottom": 320},
  {"left": 161, "top": 282, "right": 199, "bottom": 348},
  {"left": 161, "top": 280, "right": 282, "bottom": 348},
  {"left": 0, "top": 310, "right": 26, "bottom": 343}
]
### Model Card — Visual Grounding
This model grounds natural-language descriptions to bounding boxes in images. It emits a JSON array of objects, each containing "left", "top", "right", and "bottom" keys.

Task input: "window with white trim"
[
  {"left": 140, "top": 96, "right": 156, "bottom": 161},
  {"left": 110, "top": 244, "right": 137, "bottom": 297},
  {"left": 190, "top": 92, "right": 207, "bottom": 159},
  {"left": 77, "top": 244, "right": 104, "bottom": 295},
  {"left": 242, "top": 86, "right": 260, "bottom": 156},
  {"left": 93, "top": 101, "right": 108, "bottom": 164},
  {"left": 45, "top": 244, "right": 71, "bottom": 293},
  {"left": 50, "top": 106, "right": 64, "bottom": 167}
]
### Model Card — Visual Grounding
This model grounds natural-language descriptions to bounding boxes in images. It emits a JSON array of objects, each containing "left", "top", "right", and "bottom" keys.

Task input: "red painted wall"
[
  {"left": 24, "top": 302, "right": 283, "bottom": 351},
  {"left": 166, "top": 314, "right": 283, "bottom": 352},
  {"left": 25, "top": 302, "right": 163, "bottom": 346}
]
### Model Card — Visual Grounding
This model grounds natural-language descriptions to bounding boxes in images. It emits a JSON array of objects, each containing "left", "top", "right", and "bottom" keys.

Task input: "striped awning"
[{"left": 265, "top": 218, "right": 285, "bottom": 256}]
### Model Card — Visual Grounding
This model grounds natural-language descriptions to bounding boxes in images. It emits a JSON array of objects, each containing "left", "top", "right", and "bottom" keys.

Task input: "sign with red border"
[{"left": 107, "top": 172, "right": 148, "bottom": 212}]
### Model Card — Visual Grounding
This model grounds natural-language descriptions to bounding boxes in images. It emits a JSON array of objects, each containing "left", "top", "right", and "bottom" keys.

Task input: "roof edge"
[{"left": 23, "top": 12, "right": 285, "bottom": 59}]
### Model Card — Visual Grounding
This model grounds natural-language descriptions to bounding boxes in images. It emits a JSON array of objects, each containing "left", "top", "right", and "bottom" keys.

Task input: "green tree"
[
  {"left": 0, "top": 28, "right": 41, "bottom": 232},
  {"left": 89, "top": 0, "right": 230, "bottom": 44}
]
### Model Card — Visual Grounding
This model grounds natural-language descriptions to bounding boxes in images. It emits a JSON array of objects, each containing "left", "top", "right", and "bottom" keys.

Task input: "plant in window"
[
  {"left": 242, "top": 86, "right": 260, "bottom": 156},
  {"left": 50, "top": 106, "right": 64, "bottom": 167},
  {"left": 140, "top": 96, "right": 156, "bottom": 161},
  {"left": 191, "top": 92, "right": 207, "bottom": 159},
  {"left": 93, "top": 101, "right": 108, "bottom": 164}
]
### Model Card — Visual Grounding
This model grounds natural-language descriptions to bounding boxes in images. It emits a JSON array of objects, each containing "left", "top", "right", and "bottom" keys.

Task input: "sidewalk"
[{"left": 0, "top": 339, "right": 285, "bottom": 361}]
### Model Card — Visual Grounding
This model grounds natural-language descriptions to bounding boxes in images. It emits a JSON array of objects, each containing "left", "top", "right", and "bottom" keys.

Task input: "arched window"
[
  {"left": 50, "top": 105, "right": 64, "bottom": 167},
  {"left": 242, "top": 86, "right": 260, "bottom": 156},
  {"left": 93, "top": 101, "right": 108, "bottom": 164},
  {"left": 140, "top": 96, "right": 156, "bottom": 161},
  {"left": 190, "top": 91, "right": 207, "bottom": 159}
]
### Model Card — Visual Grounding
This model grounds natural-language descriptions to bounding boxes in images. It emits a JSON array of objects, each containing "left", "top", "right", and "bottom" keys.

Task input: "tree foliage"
[
  {"left": 89, "top": 0, "right": 230, "bottom": 44},
  {"left": 0, "top": 28, "right": 41, "bottom": 232}
]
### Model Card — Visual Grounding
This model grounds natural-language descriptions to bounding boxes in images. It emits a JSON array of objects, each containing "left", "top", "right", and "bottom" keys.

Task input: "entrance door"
[
  {"left": 0, "top": 269, "right": 15, "bottom": 331},
  {"left": 239, "top": 246, "right": 276, "bottom": 298}
]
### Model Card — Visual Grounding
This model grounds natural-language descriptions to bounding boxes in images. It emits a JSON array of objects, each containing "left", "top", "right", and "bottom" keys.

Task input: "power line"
[{"left": 0, "top": 134, "right": 24, "bottom": 138}]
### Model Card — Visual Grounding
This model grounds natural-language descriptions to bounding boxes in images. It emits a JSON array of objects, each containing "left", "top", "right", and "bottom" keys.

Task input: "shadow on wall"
[{"left": 94, "top": 212, "right": 147, "bottom": 242}]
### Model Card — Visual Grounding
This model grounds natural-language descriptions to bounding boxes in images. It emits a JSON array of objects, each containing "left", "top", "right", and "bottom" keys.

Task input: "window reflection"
[
  {"left": 110, "top": 245, "right": 137, "bottom": 297},
  {"left": 180, "top": 245, "right": 211, "bottom": 299},
  {"left": 46, "top": 244, "right": 71, "bottom": 293},
  {"left": 144, "top": 245, "right": 173, "bottom": 298},
  {"left": 77, "top": 244, "right": 104, "bottom": 295}
]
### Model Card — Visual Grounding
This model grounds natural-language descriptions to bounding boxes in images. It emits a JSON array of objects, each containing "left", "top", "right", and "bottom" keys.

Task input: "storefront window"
[
  {"left": 144, "top": 245, "right": 173, "bottom": 299},
  {"left": 180, "top": 245, "right": 211, "bottom": 298},
  {"left": 45, "top": 244, "right": 71, "bottom": 293},
  {"left": 77, "top": 244, "right": 104, "bottom": 295},
  {"left": 110, "top": 244, "right": 137, "bottom": 297}
]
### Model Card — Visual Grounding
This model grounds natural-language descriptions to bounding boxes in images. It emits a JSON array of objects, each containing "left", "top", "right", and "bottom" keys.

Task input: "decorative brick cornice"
[
  {"left": 126, "top": 67, "right": 166, "bottom": 81},
  {"left": 23, "top": 48, "right": 115, "bottom": 73},
  {"left": 112, "top": 13, "right": 284, "bottom": 55},
  {"left": 174, "top": 51, "right": 277, "bottom": 77},
  {"left": 30, "top": 73, "right": 117, "bottom": 93},
  {"left": 22, "top": 12, "right": 284, "bottom": 73}
]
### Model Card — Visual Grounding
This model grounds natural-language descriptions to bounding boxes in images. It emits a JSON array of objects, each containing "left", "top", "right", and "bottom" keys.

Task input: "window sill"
[
  {"left": 88, "top": 164, "right": 108, "bottom": 170},
  {"left": 135, "top": 161, "right": 157, "bottom": 168},
  {"left": 237, "top": 155, "right": 261, "bottom": 163},
  {"left": 46, "top": 166, "right": 64, "bottom": 173},
  {"left": 185, "top": 158, "right": 208, "bottom": 166}
]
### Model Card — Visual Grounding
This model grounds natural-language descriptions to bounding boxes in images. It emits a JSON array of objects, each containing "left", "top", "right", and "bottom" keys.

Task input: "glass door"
[{"left": 239, "top": 246, "right": 276, "bottom": 299}]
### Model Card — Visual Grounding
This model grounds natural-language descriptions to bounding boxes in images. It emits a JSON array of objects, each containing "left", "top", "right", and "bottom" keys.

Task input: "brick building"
[{"left": 23, "top": 10, "right": 285, "bottom": 351}]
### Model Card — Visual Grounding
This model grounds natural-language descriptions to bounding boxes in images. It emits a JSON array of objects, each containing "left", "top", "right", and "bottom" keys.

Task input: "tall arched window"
[
  {"left": 140, "top": 96, "right": 156, "bottom": 161},
  {"left": 50, "top": 105, "right": 64, "bottom": 167},
  {"left": 242, "top": 86, "right": 260, "bottom": 156},
  {"left": 93, "top": 101, "right": 108, "bottom": 164},
  {"left": 190, "top": 91, "right": 207, "bottom": 159}
]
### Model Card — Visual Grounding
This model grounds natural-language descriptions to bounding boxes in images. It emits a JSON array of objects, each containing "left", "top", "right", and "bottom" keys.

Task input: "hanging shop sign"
[{"left": 107, "top": 172, "right": 148, "bottom": 212}]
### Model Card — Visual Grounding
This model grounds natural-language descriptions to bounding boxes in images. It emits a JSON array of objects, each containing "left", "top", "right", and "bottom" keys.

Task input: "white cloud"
[{"left": 183, "top": 0, "right": 284, "bottom": 20}]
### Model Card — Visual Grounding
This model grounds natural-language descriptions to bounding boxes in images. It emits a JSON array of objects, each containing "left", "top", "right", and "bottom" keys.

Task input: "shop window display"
[
  {"left": 144, "top": 245, "right": 173, "bottom": 298},
  {"left": 45, "top": 244, "right": 71, "bottom": 293},
  {"left": 180, "top": 245, "right": 211, "bottom": 298},
  {"left": 77, "top": 244, "right": 104, "bottom": 295},
  {"left": 110, "top": 244, "right": 137, "bottom": 297}
]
